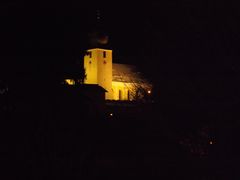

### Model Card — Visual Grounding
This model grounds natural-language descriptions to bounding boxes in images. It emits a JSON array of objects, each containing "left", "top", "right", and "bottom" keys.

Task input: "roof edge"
[{"left": 87, "top": 48, "right": 112, "bottom": 52}]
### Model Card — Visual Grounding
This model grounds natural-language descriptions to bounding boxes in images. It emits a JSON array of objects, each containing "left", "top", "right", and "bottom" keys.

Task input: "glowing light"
[
  {"left": 65, "top": 79, "right": 75, "bottom": 85},
  {"left": 147, "top": 90, "right": 151, "bottom": 94},
  {"left": 209, "top": 141, "right": 213, "bottom": 145},
  {"left": 110, "top": 113, "right": 113, "bottom": 117}
]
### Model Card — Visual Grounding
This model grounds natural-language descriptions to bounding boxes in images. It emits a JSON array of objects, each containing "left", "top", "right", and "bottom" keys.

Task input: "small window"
[
  {"left": 89, "top": 52, "right": 92, "bottom": 58},
  {"left": 127, "top": 90, "right": 130, "bottom": 100},
  {"left": 103, "top": 51, "right": 106, "bottom": 58},
  {"left": 119, "top": 90, "right": 122, "bottom": 100}
]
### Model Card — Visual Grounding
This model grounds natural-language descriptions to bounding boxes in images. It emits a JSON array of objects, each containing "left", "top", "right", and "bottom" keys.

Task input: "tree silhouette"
[
  {"left": 114, "top": 67, "right": 152, "bottom": 101},
  {"left": 63, "top": 55, "right": 86, "bottom": 85}
]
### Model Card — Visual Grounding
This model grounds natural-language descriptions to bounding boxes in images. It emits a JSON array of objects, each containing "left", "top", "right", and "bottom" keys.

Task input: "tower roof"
[{"left": 87, "top": 48, "right": 112, "bottom": 52}]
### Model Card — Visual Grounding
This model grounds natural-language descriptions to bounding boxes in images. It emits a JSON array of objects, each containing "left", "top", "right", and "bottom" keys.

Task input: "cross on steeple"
[
  {"left": 95, "top": 9, "right": 103, "bottom": 30},
  {"left": 96, "top": 9, "right": 101, "bottom": 20},
  {"left": 88, "top": 8, "right": 109, "bottom": 48}
]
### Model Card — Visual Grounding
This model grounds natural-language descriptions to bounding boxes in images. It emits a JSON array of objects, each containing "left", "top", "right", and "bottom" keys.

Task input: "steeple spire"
[
  {"left": 88, "top": 9, "right": 109, "bottom": 48},
  {"left": 95, "top": 9, "right": 103, "bottom": 30},
  {"left": 96, "top": 9, "right": 101, "bottom": 20}
]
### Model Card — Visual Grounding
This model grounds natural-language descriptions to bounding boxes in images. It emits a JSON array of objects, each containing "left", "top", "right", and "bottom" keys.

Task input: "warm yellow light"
[
  {"left": 112, "top": 81, "right": 132, "bottom": 101},
  {"left": 65, "top": 79, "right": 75, "bottom": 85},
  {"left": 147, "top": 90, "right": 151, "bottom": 94},
  {"left": 84, "top": 48, "right": 113, "bottom": 99}
]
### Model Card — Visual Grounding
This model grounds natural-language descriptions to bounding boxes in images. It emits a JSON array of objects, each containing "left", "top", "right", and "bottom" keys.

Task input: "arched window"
[{"left": 119, "top": 90, "right": 122, "bottom": 100}]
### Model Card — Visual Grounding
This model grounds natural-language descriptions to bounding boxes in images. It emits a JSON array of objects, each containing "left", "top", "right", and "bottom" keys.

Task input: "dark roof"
[{"left": 112, "top": 63, "right": 145, "bottom": 83}]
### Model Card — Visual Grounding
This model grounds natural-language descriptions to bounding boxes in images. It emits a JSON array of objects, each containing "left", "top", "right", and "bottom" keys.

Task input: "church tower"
[
  {"left": 84, "top": 48, "right": 113, "bottom": 100},
  {"left": 83, "top": 9, "right": 113, "bottom": 99}
]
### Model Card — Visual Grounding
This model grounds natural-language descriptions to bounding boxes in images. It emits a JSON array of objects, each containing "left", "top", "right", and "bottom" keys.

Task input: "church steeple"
[
  {"left": 95, "top": 9, "right": 104, "bottom": 31},
  {"left": 96, "top": 9, "right": 101, "bottom": 22}
]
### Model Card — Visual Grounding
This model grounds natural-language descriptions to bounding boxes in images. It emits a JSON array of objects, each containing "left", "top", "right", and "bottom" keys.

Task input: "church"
[
  {"left": 65, "top": 47, "right": 152, "bottom": 101},
  {"left": 82, "top": 48, "right": 152, "bottom": 101},
  {"left": 65, "top": 11, "right": 151, "bottom": 101}
]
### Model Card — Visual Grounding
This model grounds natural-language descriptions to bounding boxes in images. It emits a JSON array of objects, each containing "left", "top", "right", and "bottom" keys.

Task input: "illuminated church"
[
  {"left": 65, "top": 11, "right": 151, "bottom": 101},
  {"left": 83, "top": 48, "right": 152, "bottom": 101}
]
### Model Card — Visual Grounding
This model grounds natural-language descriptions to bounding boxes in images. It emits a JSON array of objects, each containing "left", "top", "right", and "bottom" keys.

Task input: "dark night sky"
[
  {"left": 2, "top": 3, "right": 240, "bottom": 178},
  {"left": 1, "top": 1, "right": 240, "bottom": 112},
  {"left": 2, "top": 1, "right": 240, "bottom": 61}
]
